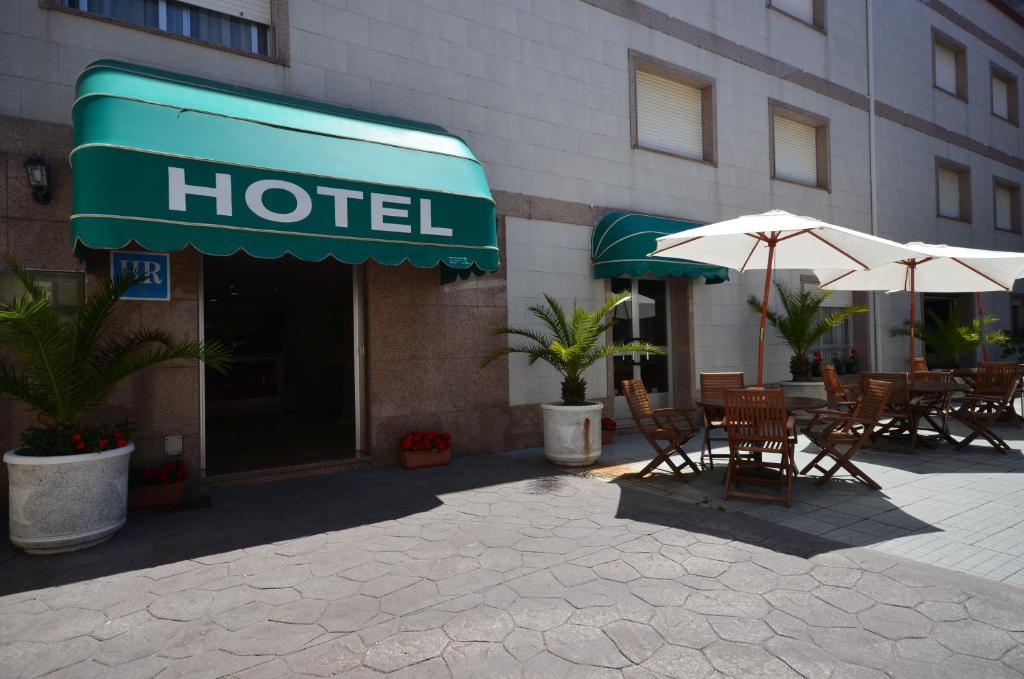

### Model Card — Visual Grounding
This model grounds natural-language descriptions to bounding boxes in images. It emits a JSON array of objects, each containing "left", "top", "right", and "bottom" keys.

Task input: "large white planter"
[
  {"left": 4, "top": 443, "right": 134, "bottom": 554},
  {"left": 540, "top": 402, "right": 603, "bottom": 467}
]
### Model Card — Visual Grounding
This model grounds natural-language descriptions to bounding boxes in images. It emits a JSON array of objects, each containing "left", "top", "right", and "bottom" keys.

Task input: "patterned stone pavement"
[
  {"left": 585, "top": 421, "right": 1024, "bottom": 584},
  {"left": 2, "top": 450, "right": 1024, "bottom": 678}
]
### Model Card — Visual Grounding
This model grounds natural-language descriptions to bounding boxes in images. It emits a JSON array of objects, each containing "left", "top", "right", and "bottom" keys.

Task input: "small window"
[
  {"left": 994, "top": 179, "right": 1022, "bottom": 233},
  {"left": 630, "top": 52, "right": 715, "bottom": 164},
  {"left": 935, "top": 159, "right": 971, "bottom": 222},
  {"left": 61, "top": 0, "right": 271, "bottom": 56},
  {"left": 991, "top": 63, "right": 1020, "bottom": 125},
  {"left": 933, "top": 29, "right": 967, "bottom": 101},
  {"left": 770, "top": 101, "right": 829, "bottom": 190},
  {"left": 768, "top": 0, "right": 826, "bottom": 31},
  {"left": 0, "top": 270, "right": 86, "bottom": 318}
]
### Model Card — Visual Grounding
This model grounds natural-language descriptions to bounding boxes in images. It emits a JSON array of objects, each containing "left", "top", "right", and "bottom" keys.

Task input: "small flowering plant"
[
  {"left": 601, "top": 417, "right": 617, "bottom": 432},
  {"left": 400, "top": 431, "right": 452, "bottom": 452},
  {"left": 19, "top": 422, "right": 135, "bottom": 457},
  {"left": 129, "top": 460, "right": 186, "bottom": 488}
]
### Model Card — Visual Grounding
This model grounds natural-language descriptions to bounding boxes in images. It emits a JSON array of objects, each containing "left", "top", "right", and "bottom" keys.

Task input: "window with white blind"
[
  {"left": 630, "top": 52, "right": 715, "bottom": 164},
  {"left": 62, "top": 0, "right": 271, "bottom": 56},
  {"left": 991, "top": 63, "right": 1020, "bottom": 125},
  {"left": 769, "top": 0, "right": 825, "bottom": 30},
  {"left": 933, "top": 30, "right": 967, "bottom": 100},
  {"left": 994, "top": 179, "right": 1022, "bottom": 234},
  {"left": 936, "top": 159, "right": 970, "bottom": 222},
  {"left": 770, "top": 102, "right": 829, "bottom": 190}
]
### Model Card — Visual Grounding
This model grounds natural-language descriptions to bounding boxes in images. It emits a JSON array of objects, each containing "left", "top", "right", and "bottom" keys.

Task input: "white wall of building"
[{"left": 1, "top": 0, "right": 1022, "bottom": 379}]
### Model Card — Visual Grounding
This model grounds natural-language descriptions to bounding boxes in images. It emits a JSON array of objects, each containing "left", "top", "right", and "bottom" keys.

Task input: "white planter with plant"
[
  {"left": 484, "top": 292, "right": 661, "bottom": 467},
  {"left": 0, "top": 261, "right": 229, "bottom": 554}
]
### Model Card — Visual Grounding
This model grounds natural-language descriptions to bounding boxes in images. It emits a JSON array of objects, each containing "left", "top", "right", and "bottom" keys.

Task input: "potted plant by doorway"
[
  {"left": 601, "top": 417, "right": 617, "bottom": 445},
  {"left": 128, "top": 459, "right": 188, "bottom": 510},
  {"left": 0, "top": 260, "right": 230, "bottom": 553},
  {"left": 483, "top": 292, "right": 662, "bottom": 466},
  {"left": 399, "top": 431, "right": 452, "bottom": 469}
]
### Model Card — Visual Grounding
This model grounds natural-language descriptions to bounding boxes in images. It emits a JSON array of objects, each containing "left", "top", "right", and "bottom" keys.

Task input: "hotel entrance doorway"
[{"left": 202, "top": 254, "right": 358, "bottom": 475}]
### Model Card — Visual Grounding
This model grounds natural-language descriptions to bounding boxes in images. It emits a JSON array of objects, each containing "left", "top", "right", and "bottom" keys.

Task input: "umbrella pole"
[
  {"left": 908, "top": 264, "right": 916, "bottom": 364},
  {"left": 976, "top": 291, "right": 989, "bottom": 362},
  {"left": 757, "top": 237, "right": 777, "bottom": 387}
]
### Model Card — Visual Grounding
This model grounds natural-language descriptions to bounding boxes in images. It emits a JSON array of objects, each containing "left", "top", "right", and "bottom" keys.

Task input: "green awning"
[
  {"left": 592, "top": 212, "right": 728, "bottom": 282},
  {"left": 71, "top": 60, "right": 498, "bottom": 273}
]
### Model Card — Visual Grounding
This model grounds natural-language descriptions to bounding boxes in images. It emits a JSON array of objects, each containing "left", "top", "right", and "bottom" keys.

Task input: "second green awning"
[
  {"left": 71, "top": 60, "right": 498, "bottom": 273},
  {"left": 592, "top": 212, "right": 728, "bottom": 282}
]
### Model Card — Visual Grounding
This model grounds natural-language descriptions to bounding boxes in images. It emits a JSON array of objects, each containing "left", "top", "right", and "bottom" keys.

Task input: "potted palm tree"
[
  {"left": 890, "top": 307, "right": 1008, "bottom": 368},
  {"left": 1, "top": 261, "right": 230, "bottom": 553},
  {"left": 747, "top": 281, "right": 866, "bottom": 385},
  {"left": 483, "top": 292, "right": 661, "bottom": 466}
]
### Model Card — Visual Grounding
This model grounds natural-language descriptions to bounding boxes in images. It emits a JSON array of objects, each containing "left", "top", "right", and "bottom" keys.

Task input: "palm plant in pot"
[
  {"left": 0, "top": 261, "right": 230, "bottom": 553},
  {"left": 483, "top": 291, "right": 661, "bottom": 466},
  {"left": 747, "top": 281, "right": 866, "bottom": 383}
]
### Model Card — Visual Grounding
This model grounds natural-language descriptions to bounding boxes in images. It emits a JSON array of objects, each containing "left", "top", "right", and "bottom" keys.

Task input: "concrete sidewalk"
[{"left": 2, "top": 450, "right": 1023, "bottom": 678}]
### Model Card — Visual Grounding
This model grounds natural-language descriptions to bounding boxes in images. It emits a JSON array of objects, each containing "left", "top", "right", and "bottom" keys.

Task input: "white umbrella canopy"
[
  {"left": 651, "top": 209, "right": 917, "bottom": 385},
  {"left": 815, "top": 242, "right": 1024, "bottom": 362}
]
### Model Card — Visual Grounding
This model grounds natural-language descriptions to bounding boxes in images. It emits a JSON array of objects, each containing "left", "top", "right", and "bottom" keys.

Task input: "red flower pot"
[
  {"left": 601, "top": 430, "right": 615, "bottom": 445},
  {"left": 128, "top": 482, "right": 185, "bottom": 510},
  {"left": 401, "top": 447, "right": 452, "bottom": 470}
]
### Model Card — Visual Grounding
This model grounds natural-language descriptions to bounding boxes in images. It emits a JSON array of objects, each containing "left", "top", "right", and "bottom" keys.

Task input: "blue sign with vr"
[{"left": 111, "top": 251, "right": 170, "bottom": 301}]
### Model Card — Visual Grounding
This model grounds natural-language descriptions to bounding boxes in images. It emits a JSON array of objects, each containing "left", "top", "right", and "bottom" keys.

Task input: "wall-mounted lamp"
[{"left": 23, "top": 155, "right": 51, "bottom": 205}]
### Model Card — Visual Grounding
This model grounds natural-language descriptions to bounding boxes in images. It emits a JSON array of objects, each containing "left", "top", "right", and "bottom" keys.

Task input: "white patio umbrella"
[
  {"left": 652, "top": 210, "right": 916, "bottom": 385},
  {"left": 815, "top": 242, "right": 1024, "bottom": 363}
]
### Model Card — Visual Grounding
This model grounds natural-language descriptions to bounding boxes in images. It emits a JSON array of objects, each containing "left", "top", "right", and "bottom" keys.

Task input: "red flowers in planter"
[
  {"left": 601, "top": 417, "right": 617, "bottom": 432},
  {"left": 400, "top": 431, "right": 452, "bottom": 451},
  {"left": 132, "top": 460, "right": 187, "bottom": 488}
]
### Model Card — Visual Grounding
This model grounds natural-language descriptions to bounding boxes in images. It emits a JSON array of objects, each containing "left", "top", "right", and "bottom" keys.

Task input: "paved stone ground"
[
  {"left": 585, "top": 417, "right": 1024, "bottom": 584},
  {"left": 3, "top": 451, "right": 1024, "bottom": 678}
]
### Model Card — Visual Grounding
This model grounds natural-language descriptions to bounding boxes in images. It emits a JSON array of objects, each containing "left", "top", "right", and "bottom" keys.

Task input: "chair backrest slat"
[
  {"left": 910, "top": 356, "right": 928, "bottom": 373},
  {"left": 853, "top": 379, "right": 892, "bottom": 422},
  {"left": 622, "top": 378, "right": 654, "bottom": 420},
  {"left": 859, "top": 371, "right": 910, "bottom": 406},
  {"left": 974, "top": 363, "right": 1019, "bottom": 400},
  {"left": 820, "top": 364, "right": 846, "bottom": 408},
  {"left": 724, "top": 388, "right": 788, "bottom": 443},
  {"left": 701, "top": 372, "right": 744, "bottom": 402}
]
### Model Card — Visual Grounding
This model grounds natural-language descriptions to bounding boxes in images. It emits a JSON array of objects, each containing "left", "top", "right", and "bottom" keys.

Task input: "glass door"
[{"left": 612, "top": 278, "right": 671, "bottom": 419}]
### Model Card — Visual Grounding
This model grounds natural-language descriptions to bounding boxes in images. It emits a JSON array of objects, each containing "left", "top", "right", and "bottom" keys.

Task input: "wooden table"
[{"left": 696, "top": 394, "right": 826, "bottom": 413}]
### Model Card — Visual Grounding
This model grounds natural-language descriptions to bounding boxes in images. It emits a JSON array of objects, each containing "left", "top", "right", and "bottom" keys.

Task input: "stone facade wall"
[{"left": 0, "top": 114, "right": 203, "bottom": 491}]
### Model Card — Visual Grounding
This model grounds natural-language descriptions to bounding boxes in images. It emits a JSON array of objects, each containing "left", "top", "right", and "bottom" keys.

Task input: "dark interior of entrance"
[{"left": 203, "top": 254, "right": 356, "bottom": 475}]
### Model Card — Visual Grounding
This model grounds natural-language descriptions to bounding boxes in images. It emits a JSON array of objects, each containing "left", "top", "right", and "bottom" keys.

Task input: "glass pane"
[
  {"left": 613, "top": 356, "right": 633, "bottom": 397},
  {"left": 0, "top": 270, "right": 85, "bottom": 318},
  {"left": 611, "top": 278, "right": 632, "bottom": 343},
  {"left": 84, "top": 0, "right": 159, "bottom": 27},
  {"left": 637, "top": 279, "right": 667, "bottom": 346},
  {"left": 641, "top": 354, "right": 670, "bottom": 394}
]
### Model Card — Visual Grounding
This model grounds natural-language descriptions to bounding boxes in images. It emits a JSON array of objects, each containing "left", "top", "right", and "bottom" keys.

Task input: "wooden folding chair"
[
  {"left": 699, "top": 371, "right": 744, "bottom": 469},
  {"left": 952, "top": 363, "right": 1020, "bottom": 453},
  {"left": 801, "top": 379, "right": 892, "bottom": 490},
  {"left": 622, "top": 378, "right": 701, "bottom": 482},
  {"left": 821, "top": 364, "right": 859, "bottom": 412},
  {"left": 860, "top": 372, "right": 923, "bottom": 450},
  {"left": 723, "top": 388, "right": 795, "bottom": 507},
  {"left": 910, "top": 356, "right": 929, "bottom": 373}
]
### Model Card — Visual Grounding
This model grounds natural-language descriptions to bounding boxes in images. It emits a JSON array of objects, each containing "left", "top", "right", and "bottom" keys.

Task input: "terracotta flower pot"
[
  {"left": 128, "top": 481, "right": 185, "bottom": 510},
  {"left": 401, "top": 447, "right": 452, "bottom": 470},
  {"left": 601, "top": 430, "right": 615, "bottom": 445}
]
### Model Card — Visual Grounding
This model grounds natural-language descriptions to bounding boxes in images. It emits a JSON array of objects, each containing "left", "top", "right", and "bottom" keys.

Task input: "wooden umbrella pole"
[
  {"left": 976, "top": 291, "right": 989, "bottom": 362},
  {"left": 756, "top": 235, "right": 777, "bottom": 386},
  {"left": 908, "top": 264, "right": 916, "bottom": 363}
]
